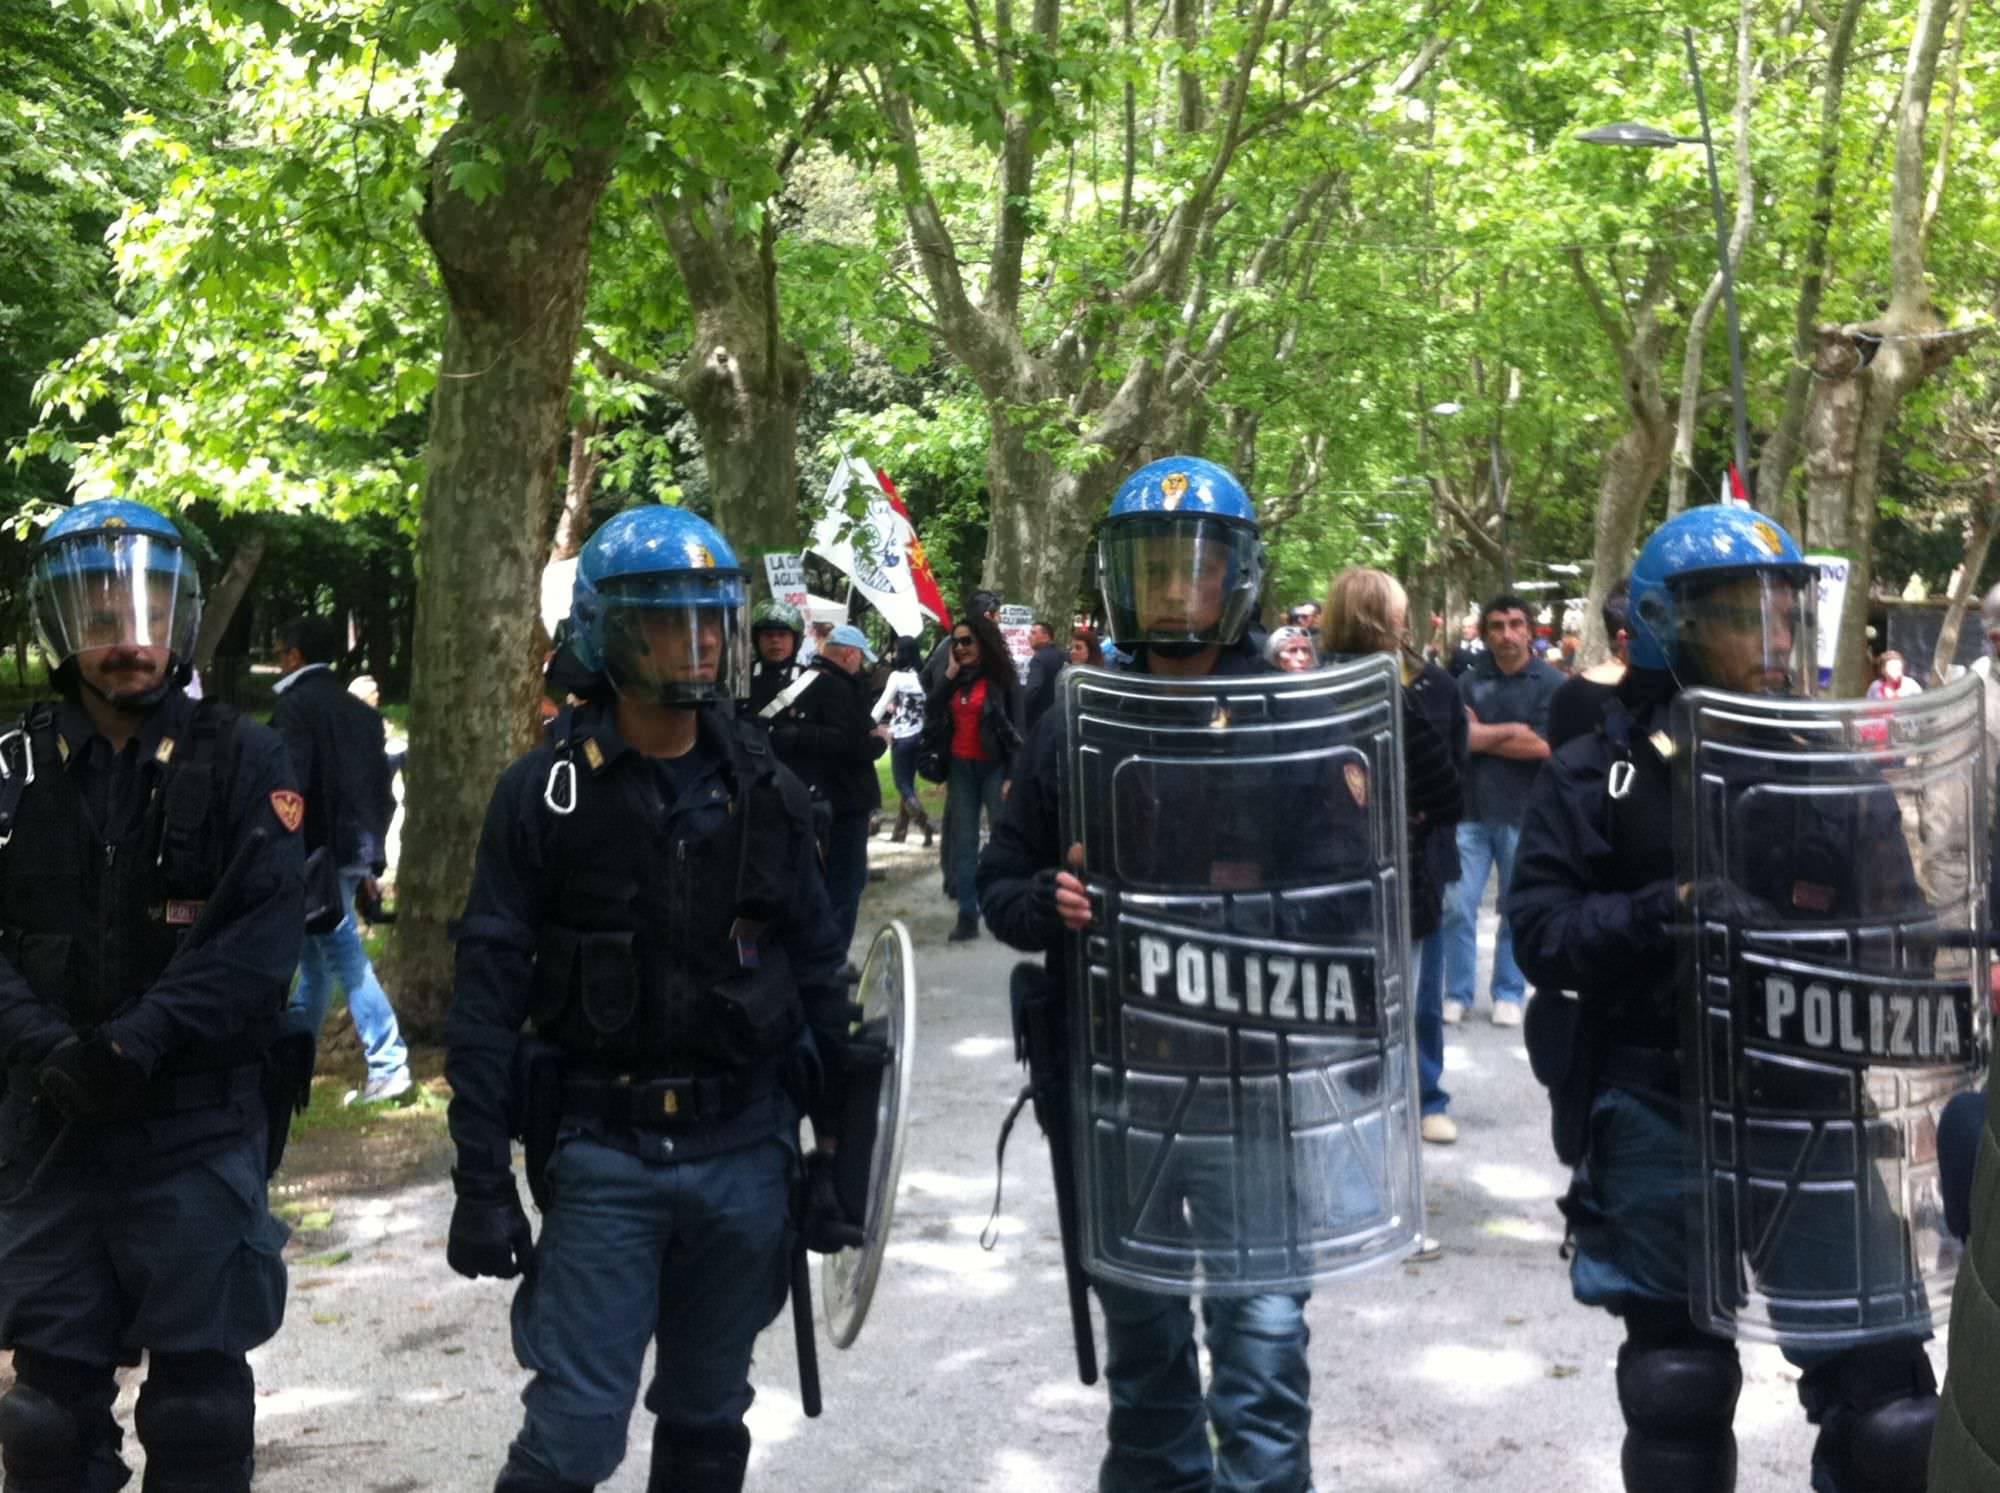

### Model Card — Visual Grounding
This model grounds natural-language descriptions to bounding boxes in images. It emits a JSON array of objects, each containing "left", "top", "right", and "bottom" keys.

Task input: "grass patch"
[{"left": 287, "top": 1073, "right": 448, "bottom": 1143}]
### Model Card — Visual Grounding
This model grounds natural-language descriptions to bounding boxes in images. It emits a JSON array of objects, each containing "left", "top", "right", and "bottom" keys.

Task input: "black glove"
[
  {"left": 34, "top": 1036, "right": 149, "bottom": 1124},
  {"left": 447, "top": 1170, "right": 535, "bottom": 1280},
  {"left": 1686, "top": 878, "right": 1786, "bottom": 930},
  {"left": 798, "top": 1150, "right": 864, "bottom": 1255},
  {"left": 1028, "top": 867, "right": 1065, "bottom": 941}
]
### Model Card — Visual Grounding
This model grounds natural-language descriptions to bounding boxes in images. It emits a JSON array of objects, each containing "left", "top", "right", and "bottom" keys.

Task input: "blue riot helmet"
[
  {"left": 569, "top": 506, "right": 749, "bottom": 707},
  {"left": 1098, "top": 456, "right": 1263, "bottom": 654},
  {"left": 29, "top": 499, "right": 202, "bottom": 704},
  {"left": 1627, "top": 505, "right": 1817, "bottom": 695}
]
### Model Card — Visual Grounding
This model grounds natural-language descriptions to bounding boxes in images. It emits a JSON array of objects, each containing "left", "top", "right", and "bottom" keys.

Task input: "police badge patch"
[
  {"left": 269, "top": 790, "right": 305, "bottom": 833},
  {"left": 1343, "top": 762, "right": 1369, "bottom": 808},
  {"left": 1160, "top": 472, "right": 1189, "bottom": 510}
]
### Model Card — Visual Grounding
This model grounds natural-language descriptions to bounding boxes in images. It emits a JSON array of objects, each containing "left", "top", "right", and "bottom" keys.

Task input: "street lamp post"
[{"left": 1578, "top": 25, "right": 1751, "bottom": 507}]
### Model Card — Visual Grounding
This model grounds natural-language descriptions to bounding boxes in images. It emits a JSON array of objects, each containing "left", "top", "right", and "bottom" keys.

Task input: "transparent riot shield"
[
  {"left": 1062, "top": 657, "right": 1422, "bottom": 1296},
  {"left": 1674, "top": 674, "right": 1990, "bottom": 1345},
  {"left": 822, "top": 920, "right": 917, "bottom": 1348}
]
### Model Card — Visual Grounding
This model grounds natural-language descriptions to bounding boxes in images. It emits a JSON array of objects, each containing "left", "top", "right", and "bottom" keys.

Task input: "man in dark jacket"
[
  {"left": 272, "top": 614, "right": 411, "bottom": 1105},
  {"left": 0, "top": 500, "right": 303, "bottom": 1493},
  {"left": 1022, "top": 618, "right": 1066, "bottom": 732},
  {"left": 765, "top": 622, "right": 887, "bottom": 952}
]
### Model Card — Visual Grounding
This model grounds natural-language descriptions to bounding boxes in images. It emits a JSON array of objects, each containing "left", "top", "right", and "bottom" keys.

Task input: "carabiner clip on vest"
[
  {"left": 0, "top": 728, "right": 36, "bottom": 850},
  {"left": 1607, "top": 759, "right": 1636, "bottom": 801},
  {"left": 544, "top": 757, "right": 579, "bottom": 816}
]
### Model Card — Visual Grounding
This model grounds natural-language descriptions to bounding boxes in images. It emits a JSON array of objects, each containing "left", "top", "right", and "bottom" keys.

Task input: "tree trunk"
[
  {"left": 551, "top": 413, "right": 601, "bottom": 562},
  {"left": 1930, "top": 489, "right": 2000, "bottom": 685},
  {"left": 382, "top": 29, "right": 629, "bottom": 1036},
  {"left": 192, "top": 536, "right": 267, "bottom": 673},
  {"left": 660, "top": 198, "right": 810, "bottom": 561},
  {"left": 1756, "top": 0, "right": 1866, "bottom": 537},
  {"left": 1802, "top": 0, "right": 1964, "bottom": 697}
]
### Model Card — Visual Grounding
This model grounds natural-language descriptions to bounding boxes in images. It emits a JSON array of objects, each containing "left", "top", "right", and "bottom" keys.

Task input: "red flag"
[{"left": 874, "top": 469, "right": 952, "bottom": 631}]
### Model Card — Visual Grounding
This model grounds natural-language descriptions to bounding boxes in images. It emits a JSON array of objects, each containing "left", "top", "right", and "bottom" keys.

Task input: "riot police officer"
[
  {"left": 443, "top": 506, "right": 856, "bottom": 1493},
  {"left": 1509, "top": 506, "right": 1943, "bottom": 1493},
  {"left": 0, "top": 500, "right": 304, "bottom": 1493},
  {"left": 979, "top": 458, "right": 1327, "bottom": 1493}
]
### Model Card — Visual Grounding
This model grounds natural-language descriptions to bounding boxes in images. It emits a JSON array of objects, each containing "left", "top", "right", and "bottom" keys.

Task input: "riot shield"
[
  {"left": 822, "top": 920, "right": 917, "bottom": 1348},
  {"left": 1673, "top": 674, "right": 1990, "bottom": 1345},
  {"left": 1062, "top": 657, "right": 1422, "bottom": 1296}
]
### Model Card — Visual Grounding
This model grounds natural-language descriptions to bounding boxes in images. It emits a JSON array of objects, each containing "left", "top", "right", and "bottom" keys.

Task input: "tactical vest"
[
  {"left": 528, "top": 710, "right": 813, "bottom": 1075},
  {"left": 0, "top": 698, "right": 263, "bottom": 1069},
  {"left": 1596, "top": 705, "right": 1682, "bottom": 1051}
]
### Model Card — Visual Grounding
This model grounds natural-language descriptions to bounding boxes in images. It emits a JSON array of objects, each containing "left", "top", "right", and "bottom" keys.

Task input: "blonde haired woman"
[{"left": 1325, "top": 567, "right": 1467, "bottom": 1146}]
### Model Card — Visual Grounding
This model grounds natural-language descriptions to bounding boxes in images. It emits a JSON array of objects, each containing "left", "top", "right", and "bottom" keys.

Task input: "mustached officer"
[
  {"left": 444, "top": 505, "right": 857, "bottom": 1493},
  {"left": 1509, "top": 506, "right": 1952, "bottom": 1493},
  {"left": 0, "top": 500, "right": 304, "bottom": 1493},
  {"left": 981, "top": 458, "right": 1357, "bottom": 1493}
]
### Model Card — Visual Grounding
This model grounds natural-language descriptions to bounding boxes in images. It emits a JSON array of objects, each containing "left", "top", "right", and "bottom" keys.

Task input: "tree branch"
[{"left": 1566, "top": 247, "right": 1629, "bottom": 360}]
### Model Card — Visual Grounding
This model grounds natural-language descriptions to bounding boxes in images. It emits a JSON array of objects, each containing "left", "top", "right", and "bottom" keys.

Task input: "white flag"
[{"left": 810, "top": 458, "right": 929, "bottom": 637}]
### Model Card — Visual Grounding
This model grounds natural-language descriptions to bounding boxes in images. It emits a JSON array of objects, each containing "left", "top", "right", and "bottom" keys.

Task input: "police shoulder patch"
[
  {"left": 1343, "top": 762, "right": 1369, "bottom": 809},
  {"left": 269, "top": 790, "right": 305, "bottom": 833}
]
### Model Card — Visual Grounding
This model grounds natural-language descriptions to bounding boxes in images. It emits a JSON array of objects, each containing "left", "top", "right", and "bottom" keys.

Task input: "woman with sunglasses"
[{"left": 925, "top": 613, "right": 1024, "bottom": 941}]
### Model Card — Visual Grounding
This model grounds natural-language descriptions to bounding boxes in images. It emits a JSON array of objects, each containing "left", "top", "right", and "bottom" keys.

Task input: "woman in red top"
[{"left": 926, "top": 613, "right": 1024, "bottom": 941}]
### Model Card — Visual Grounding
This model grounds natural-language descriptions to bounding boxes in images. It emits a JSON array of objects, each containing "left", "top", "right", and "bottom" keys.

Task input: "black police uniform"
[
  {"left": 444, "top": 699, "right": 849, "bottom": 1493},
  {"left": 1508, "top": 674, "right": 1940, "bottom": 1493},
  {"left": 978, "top": 640, "right": 1321, "bottom": 1493},
  {"left": 0, "top": 688, "right": 304, "bottom": 1493},
  {"left": 744, "top": 653, "right": 806, "bottom": 719},
  {"left": 758, "top": 657, "right": 884, "bottom": 952}
]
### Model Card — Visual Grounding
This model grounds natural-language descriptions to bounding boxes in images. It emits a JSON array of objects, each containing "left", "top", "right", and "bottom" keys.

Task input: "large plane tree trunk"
[{"left": 383, "top": 22, "right": 645, "bottom": 1034}]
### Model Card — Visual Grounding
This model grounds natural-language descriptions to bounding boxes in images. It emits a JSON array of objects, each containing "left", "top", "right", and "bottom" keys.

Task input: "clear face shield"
[
  {"left": 596, "top": 572, "right": 750, "bottom": 707},
  {"left": 1671, "top": 568, "right": 1817, "bottom": 697},
  {"left": 29, "top": 534, "right": 201, "bottom": 681},
  {"left": 1099, "top": 516, "right": 1260, "bottom": 648}
]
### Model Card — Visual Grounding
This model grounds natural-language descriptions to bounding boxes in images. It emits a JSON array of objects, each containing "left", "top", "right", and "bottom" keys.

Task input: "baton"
[
  {"left": 0, "top": 829, "right": 270, "bottom": 1210},
  {"left": 790, "top": 1243, "right": 823, "bottom": 1418}
]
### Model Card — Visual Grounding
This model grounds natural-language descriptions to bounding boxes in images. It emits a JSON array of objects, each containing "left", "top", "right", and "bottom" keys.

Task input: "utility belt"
[{"left": 560, "top": 1063, "right": 781, "bottom": 1133}]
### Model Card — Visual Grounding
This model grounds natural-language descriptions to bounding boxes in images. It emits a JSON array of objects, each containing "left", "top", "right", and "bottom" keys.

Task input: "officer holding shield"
[
  {"left": 0, "top": 500, "right": 305, "bottom": 1493},
  {"left": 1509, "top": 506, "right": 1957, "bottom": 1493},
  {"left": 443, "top": 506, "right": 859, "bottom": 1493},
  {"left": 981, "top": 457, "right": 1413, "bottom": 1493}
]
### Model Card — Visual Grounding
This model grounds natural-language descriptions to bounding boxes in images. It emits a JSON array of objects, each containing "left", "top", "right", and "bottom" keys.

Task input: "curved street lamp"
[{"left": 1579, "top": 27, "right": 1751, "bottom": 508}]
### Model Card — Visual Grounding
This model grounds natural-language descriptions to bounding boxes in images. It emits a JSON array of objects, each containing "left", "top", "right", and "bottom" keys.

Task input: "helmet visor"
[
  {"left": 596, "top": 572, "right": 750, "bottom": 706},
  {"left": 1100, "top": 516, "right": 1260, "bottom": 647},
  {"left": 1672, "top": 568, "right": 1817, "bottom": 696},
  {"left": 30, "top": 534, "right": 200, "bottom": 671}
]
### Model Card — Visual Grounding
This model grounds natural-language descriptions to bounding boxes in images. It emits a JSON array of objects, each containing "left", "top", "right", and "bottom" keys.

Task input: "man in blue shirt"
[{"left": 1441, "top": 593, "right": 1561, "bottom": 1028}]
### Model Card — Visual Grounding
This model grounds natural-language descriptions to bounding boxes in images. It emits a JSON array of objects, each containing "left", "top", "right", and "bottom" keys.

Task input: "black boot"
[
  {"left": 949, "top": 914, "right": 979, "bottom": 942},
  {"left": 648, "top": 1425, "right": 748, "bottom": 1493},
  {"left": 890, "top": 802, "right": 912, "bottom": 842}
]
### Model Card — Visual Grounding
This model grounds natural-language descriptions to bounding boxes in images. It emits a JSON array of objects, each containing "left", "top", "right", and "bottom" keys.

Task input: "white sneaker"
[
  {"left": 344, "top": 1070, "right": 414, "bottom": 1107},
  {"left": 1491, "top": 1001, "right": 1524, "bottom": 1028},
  {"left": 1412, "top": 1236, "right": 1444, "bottom": 1263},
  {"left": 1421, "top": 1113, "right": 1459, "bottom": 1145},
  {"left": 1441, "top": 999, "right": 1466, "bottom": 1026}
]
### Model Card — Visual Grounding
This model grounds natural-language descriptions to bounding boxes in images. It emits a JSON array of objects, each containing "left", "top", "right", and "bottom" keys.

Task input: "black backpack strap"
[{"left": 158, "top": 700, "right": 241, "bottom": 880}]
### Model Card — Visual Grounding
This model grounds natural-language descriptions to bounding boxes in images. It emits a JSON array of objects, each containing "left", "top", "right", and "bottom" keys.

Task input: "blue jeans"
[
  {"left": 1096, "top": 1283, "right": 1314, "bottom": 1493},
  {"left": 948, "top": 756, "right": 1007, "bottom": 923},
  {"left": 499, "top": 1133, "right": 793, "bottom": 1489},
  {"left": 1441, "top": 822, "right": 1525, "bottom": 1010},
  {"left": 889, "top": 736, "right": 922, "bottom": 804},
  {"left": 287, "top": 864, "right": 408, "bottom": 1082},
  {"left": 1414, "top": 930, "right": 1449, "bottom": 1116}
]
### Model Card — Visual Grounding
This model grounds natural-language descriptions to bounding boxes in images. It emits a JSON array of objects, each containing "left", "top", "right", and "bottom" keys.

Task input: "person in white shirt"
[{"left": 872, "top": 637, "right": 933, "bottom": 846}]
